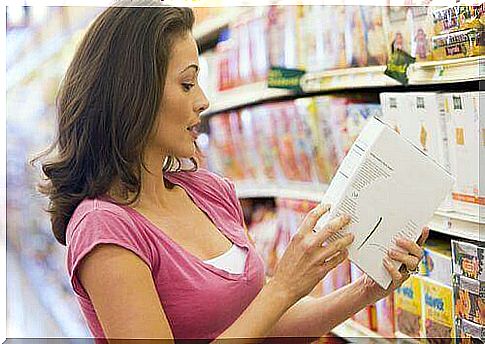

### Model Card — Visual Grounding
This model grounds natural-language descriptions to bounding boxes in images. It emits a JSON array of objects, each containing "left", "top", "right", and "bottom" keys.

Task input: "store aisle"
[{"left": 7, "top": 248, "right": 64, "bottom": 338}]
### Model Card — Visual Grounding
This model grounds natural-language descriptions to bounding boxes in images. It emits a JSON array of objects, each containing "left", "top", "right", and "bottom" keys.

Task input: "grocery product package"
[
  {"left": 375, "top": 294, "right": 395, "bottom": 337},
  {"left": 444, "top": 92, "right": 485, "bottom": 217},
  {"left": 315, "top": 116, "right": 455, "bottom": 289},
  {"left": 247, "top": 203, "right": 279, "bottom": 276},
  {"left": 208, "top": 113, "right": 245, "bottom": 180},
  {"left": 422, "top": 278, "right": 455, "bottom": 342},
  {"left": 380, "top": 92, "right": 453, "bottom": 211},
  {"left": 394, "top": 275, "right": 424, "bottom": 337},
  {"left": 421, "top": 238, "right": 453, "bottom": 287},
  {"left": 344, "top": 6, "right": 368, "bottom": 67},
  {"left": 271, "top": 102, "right": 301, "bottom": 182},
  {"left": 251, "top": 104, "right": 284, "bottom": 181},
  {"left": 409, "top": 6, "right": 435, "bottom": 61},
  {"left": 452, "top": 240, "right": 485, "bottom": 281},
  {"left": 240, "top": 107, "right": 267, "bottom": 182},
  {"left": 361, "top": 5, "right": 388, "bottom": 65},
  {"left": 382, "top": 6, "right": 413, "bottom": 56},
  {"left": 321, "top": 5, "right": 348, "bottom": 70},
  {"left": 455, "top": 317, "right": 485, "bottom": 343},
  {"left": 431, "top": 28, "right": 484, "bottom": 60},
  {"left": 453, "top": 274, "right": 485, "bottom": 325},
  {"left": 431, "top": 3, "right": 485, "bottom": 36}
]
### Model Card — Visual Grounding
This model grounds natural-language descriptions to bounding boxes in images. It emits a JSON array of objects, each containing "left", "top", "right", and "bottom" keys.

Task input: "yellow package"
[
  {"left": 422, "top": 278, "right": 455, "bottom": 342},
  {"left": 431, "top": 28, "right": 484, "bottom": 60},
  {"left": 431, "top": 4, "right": 485, "bottom": 35},
  {"left": 394, "top": 275, "right": 424, "bottom": 338}
]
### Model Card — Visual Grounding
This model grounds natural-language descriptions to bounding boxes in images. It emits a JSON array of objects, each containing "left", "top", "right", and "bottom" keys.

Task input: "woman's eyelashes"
[{"left": 182, "top": 81, "right": 195, "bottom": 92}]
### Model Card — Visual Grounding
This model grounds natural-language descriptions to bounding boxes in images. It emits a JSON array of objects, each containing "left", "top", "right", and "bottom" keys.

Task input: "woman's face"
[{"left": 148, "top": 33, "right": 209, "bottom": 159}]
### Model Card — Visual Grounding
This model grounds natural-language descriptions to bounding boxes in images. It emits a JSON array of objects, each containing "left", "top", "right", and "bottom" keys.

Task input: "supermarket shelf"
[
  {"left": 204, "top": 81, "right": 296, "bottom": 116},
  {"left": 428, "top": 209, "right": 483, "bottom": 242},
  {"left": 234, "top": 180, "right": 327, "bottom": 202},
  {"left": 408, "top": 56, "right": 483, "bottom": 85},
  {"left": 331, "top": 319, "right": 389, "bottom": 343},
  {"left": 234, "top": 181, "right": 483, "bottom": 240},
  {"left": 301, "top": 57, "right": 483, "bottom": 94},
  {"left": 300, "top": 65, "right": 401, "bottom": 93},
  {"left": 193, "top": 8, "right": 248, "bottom": 43}
]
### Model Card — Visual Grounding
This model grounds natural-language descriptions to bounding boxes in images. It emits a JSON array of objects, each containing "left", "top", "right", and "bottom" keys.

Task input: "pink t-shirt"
[{"left": 65, "top": 168, "right": 266, "bottom": 343}]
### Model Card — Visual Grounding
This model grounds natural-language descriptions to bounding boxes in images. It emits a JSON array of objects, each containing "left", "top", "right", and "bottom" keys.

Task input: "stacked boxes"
[
  {"left": 394, "top": 275, "right": 424, "bottom": 337},
  {"left": 444, "top": 92, "right": 485, "bottom": 217},
  {"left": 430, "top": 3, "right": 485, "bottom": 60},
  {"left": 452, "top": 240, "right": 485, "bottom": 342}
]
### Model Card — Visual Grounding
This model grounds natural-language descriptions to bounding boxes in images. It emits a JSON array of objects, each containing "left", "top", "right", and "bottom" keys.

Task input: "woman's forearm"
[
  {"left": 268, "top": 278, "right": 374, "bottom": 337},
  {"left": 212, "top": 279, "right": 295, "bottom": 343}
]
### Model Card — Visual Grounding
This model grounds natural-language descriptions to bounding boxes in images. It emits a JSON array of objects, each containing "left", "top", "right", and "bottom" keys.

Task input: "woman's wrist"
[{"left": 265, "top": 277, "right": 299, "bottom": 310}]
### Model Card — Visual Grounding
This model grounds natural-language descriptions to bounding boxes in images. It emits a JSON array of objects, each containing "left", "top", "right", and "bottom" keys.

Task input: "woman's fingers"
[
  {"left": 322, "top": 249, "right": 349, "bottom": 272},
  {"left": 313, "top": 214, "right": 352, "bottom": 246},
  {"left": 383, "top": 256, "right": 403, "bottom": 284},
  {"left": 319, "top": 233, "right": 354, "bottom": 263},
  {"left": 395, "top": 238, "right": 424, "bottom": 259},
  {"left": 388, "top": 249, "right": 420, "bottom": 271},
  {"left": 417, "top": 227, "right": 430, "bottom": 247},
  {"left": 298, "top": 203, "right": 331, "bottom": 236}
]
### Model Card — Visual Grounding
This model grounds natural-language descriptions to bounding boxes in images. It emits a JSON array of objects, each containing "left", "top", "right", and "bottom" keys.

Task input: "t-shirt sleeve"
[
  {"left": 221, "top": 176, "right": 245, "bottom": 227},
  {"left": 66, "top": 209, "right": 153, "bottom": 298}
]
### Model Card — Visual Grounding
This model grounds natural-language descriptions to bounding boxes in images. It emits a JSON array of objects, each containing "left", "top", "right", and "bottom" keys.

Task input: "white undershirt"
[{"left": 203, "top": 244, "right": 248, "bottom": 274}]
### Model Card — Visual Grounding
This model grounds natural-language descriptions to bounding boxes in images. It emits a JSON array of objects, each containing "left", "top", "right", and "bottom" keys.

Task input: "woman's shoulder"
[{"left": 66, "top": 197, "right": 135, "bottom": 242}]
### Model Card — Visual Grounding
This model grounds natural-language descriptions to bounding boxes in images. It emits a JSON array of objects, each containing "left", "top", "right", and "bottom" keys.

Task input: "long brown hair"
[{"left": 31, "top": 4, "right": 196, "bottom": 246}]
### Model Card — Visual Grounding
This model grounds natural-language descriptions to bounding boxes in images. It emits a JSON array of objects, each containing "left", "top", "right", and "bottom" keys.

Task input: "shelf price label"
[{"left": 267, "top": 66, "right": 305, "bottom": 93}]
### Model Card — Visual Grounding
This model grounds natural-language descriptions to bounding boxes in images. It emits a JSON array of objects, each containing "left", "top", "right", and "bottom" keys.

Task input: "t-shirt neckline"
[{"left": 124, "top": 171, "right": 251, "bottom": 281}]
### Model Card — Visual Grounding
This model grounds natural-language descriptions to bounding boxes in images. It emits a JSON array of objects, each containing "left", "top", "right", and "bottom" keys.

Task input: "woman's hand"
[
  {"left": 360, "top": 227, "right": 430, "bottom": 302},
  {"left": 270, "top": 203, "right": 354, "bottom": 304}
]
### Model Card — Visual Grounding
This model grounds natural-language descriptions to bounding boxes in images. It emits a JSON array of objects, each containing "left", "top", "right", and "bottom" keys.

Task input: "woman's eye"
[{"left": 182, "top": 83, "right": 195, "bottom": 91}]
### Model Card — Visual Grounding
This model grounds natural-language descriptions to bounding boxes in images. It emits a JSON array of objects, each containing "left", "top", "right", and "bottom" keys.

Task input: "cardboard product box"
[
  {"left": 209, "top": 113, "right": 241, "bottom": 179},
  {"left": 409, "top": 6, "right": 435, "bottom": 61},
  {"left": 452, "top": 240, "right": 485, "bottom": 282},
  {"left": 422, "top": 278, "right": 455, "bottom": 341},
  {"left": 455, "top": 317, "right": 485, "bottom": 343},
  {"left": 286, "top": 101, "right": 317, "bottom": 183},
  {"left": 271, "top": 102, "right": 300, "bottom": 182},
  {"left": 299, "top": 5, "right": 325, "bottom": 73},
  {"left": 391, "top": 92, "right": 453, "bottom": 211},
  {"left": 251, "top": 105, "right": 283, "bottom": 182},
  {"left": 239, "top": 108, "right": 266, "bottom": 182},
  {"left": 314, "top": 96, "right": 341, "bottom": 182},
  {"left": 376, "top": 294, "right": 395, "bottom": 337},
  {"left": 327, "top": 96, "right": 350, "bottom": 164},
  {"left": 380, "top": 92, "right": 410, "bottom": 135},
  {"left": 431, "top": 28, "right": 484, "bottom": 61},
  {"left": 382, "top": 6, "right": 413, "bottom": 57},
  {"left": 267, "top": 6, "right": 303, "bottom": 69},
  {"left": 394, "top": 275, "right": 424, "bottom": 337},
  {"left": 345, "top": 103, "right": 382, "bottom": 153},
  {"left": 361, "top": 5, "right": 388, "bottom": 65},
  {"left": 248, "top": 12, "right": 269, "bottom": 83},
  {"left": 453, "top": 274, "right": 485, "bottom": 325},
  {"left": 421, "top": 239, "right": 453, "bottom": 287},
  {"left": 444, "top": 92, "right": 485, "bottom": 217},
  {"left": 293, "top": 97, "right": 323, "bottom": 184},
  {"left": 321, "top": 6, "right": 348, "bottom": 70},
  {"left": 431, "top": 4, "right": 485, "bottom": 36},
  {"left": 344, "top": 6, "right": 368, "bottom": 67}
]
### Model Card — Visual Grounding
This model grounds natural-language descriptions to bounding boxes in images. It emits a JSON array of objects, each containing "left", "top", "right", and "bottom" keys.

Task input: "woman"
[{"left": 34, "top": 4, "right": 428, "bottom": 343}]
